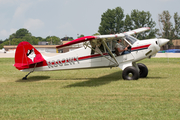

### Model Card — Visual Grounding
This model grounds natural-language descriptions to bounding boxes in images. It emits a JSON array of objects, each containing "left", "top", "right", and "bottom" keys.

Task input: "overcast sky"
[{"left": 0, "top": 0, "right": 179, "bottom": 40}]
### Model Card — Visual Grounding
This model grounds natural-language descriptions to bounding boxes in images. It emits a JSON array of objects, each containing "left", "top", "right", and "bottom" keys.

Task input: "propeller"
[{"left": 158, "top": 16, "right": 170, "bottom": 63}]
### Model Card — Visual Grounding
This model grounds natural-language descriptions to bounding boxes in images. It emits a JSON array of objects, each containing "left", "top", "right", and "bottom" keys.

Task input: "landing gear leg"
[
  {"left": 22, "top": 71, "right": 34, "bottom": 80},
  {"left": 132, "top": 62, "right": 140, "bottom": 72},
  {"left": 22, "top": 63, "right": 37, "bottom": 80}
]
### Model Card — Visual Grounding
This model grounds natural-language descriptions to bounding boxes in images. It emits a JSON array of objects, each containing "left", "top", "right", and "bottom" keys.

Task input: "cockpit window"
[{"left": 125, "top": 34, "right": 138, "bottom": 45}]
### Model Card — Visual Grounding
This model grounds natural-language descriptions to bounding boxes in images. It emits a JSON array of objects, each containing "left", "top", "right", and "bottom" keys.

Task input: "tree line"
[
  {"left": 0, "top": 7, "right": 180, "bottom": 49},
  {"left": 0, "top": 28, "right": 74, "bottom": 49},
  {"left": 98, "top": 7, "right": 180, "bottom": 47}
]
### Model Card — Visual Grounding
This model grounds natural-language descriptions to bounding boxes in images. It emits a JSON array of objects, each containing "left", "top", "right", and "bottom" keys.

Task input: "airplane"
[
  {"left": 0, "top": 48, "right": 6, "bottom": 53},
  {"left": 14, "top": 27, "right": 169, "bottom": 80}
]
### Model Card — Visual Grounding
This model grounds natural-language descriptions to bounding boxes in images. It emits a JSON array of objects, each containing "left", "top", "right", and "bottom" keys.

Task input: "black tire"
[
  {"left": 122, "top": 66, "right": 139, "bottom": 80},
  {"left": 137, "top": 63, "right": 148, "bottom": 78}
]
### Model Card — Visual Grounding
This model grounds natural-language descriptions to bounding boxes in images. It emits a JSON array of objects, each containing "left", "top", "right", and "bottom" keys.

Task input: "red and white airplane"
[{"left": 14, "top": 27, "right": 169, "bottom": 80}]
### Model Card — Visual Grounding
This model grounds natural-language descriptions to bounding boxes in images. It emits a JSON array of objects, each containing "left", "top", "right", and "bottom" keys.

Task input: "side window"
[
  {"left": 122, "top": 39, "right": 129, "bottom": 47},
  {"left": 113, "top": 38, "right": 131, "bottom": 53},
  {"left": 90, "top": 40, "right": 105, "bottom": 54},
  {"left": 90, "top": 40, "right": 96, "bottom": 54}
]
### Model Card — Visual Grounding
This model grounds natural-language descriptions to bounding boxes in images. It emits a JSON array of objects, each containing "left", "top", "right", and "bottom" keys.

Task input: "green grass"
[{"left": 0, "top": 58, "right": 180, "bottom": 120}]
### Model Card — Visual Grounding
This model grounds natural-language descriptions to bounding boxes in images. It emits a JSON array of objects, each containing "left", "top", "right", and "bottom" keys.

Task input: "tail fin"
[{"left": 14, "top": 41, "right": 46, "bottom": 70}]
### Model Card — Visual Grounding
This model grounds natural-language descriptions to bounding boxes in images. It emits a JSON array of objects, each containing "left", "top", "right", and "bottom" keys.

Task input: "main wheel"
[
  {"left": 122, "top": 66, "right": 139, "bottom": 80},
  {"left": 137, "top": 63, "right": 148, "bottom": 78}
]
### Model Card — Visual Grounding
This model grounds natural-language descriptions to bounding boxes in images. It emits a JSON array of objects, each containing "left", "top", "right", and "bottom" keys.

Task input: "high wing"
[
  {"left": 56, "top": 27, "right": 150, "bottom": 49},
  {"left": 56, "top": 27, "right": 150, "bottom": 67},
  {"left": 56, "top": 36, "right": 97, "bottom": 48}
]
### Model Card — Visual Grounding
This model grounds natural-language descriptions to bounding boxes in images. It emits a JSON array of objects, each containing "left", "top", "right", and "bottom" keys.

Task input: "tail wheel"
[
  {"left": 122, "top": 66, "right": 139, "bottom": 80},
  {"left": 137, "top": 63, "right": 148, "bottom": 78}
]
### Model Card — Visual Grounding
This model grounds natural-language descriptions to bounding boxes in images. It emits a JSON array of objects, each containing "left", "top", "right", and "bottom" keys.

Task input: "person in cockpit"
[{"left": 115, "top": 39, "right": 130, "bottom": 56}]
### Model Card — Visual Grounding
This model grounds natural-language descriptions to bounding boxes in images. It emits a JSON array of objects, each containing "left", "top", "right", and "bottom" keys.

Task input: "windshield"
[{"left": 125, "top": 34, "right": 138, "bottom": 45}]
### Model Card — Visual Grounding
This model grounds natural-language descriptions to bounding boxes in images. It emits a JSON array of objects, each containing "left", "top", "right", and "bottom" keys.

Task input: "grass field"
[{"left": 0, "top": 58, "right": 180, "bottom": 120}]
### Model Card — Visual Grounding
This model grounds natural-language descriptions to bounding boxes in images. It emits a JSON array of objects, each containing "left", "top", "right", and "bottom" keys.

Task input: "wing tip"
[{"left": 142, "top": 27, "right": 150, "bottom": 30}]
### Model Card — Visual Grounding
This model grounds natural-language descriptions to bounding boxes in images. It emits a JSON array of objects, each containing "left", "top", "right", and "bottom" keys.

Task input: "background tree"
[
  {"left": 46, "top": 36, "right": 61, "bottom": 45},
  {"left": 36, "top": 37, "right": 45, "bottom": 41},
  {"left": 0, "top": 39, "right": 9, "bottom": 49},
  {"left": 61, "top": 36, "right": 74, "bottom": 41},
  {"left": 77, "top": 34, "right": 85, "bottom": 38},
  {"left": 130, "top": 10, "right": 158, "bottom": 39},
  {"left": 124, "top": 14, "right": 133, "bottom": 31},
  {"left": 6, "top": 28, "right": 33, "bottom": 45},
  {"left": 158, "top": 10, "right": 174, "bottom": 47},
  {"left": 174, "top": 12, "right": 180, "bottom": 39},
  {"left": 98, "top": 8, "right": 157, "bottom": 40},
  {"left": 0, "top": 40, "right": 3, "bottom": 44},
  {"left": 9, "top": 33, "right": 16, "bottom": 45},
  {"left": 93, "top": 33, "right": 100, "bottom": 36},
  {"left": 98, "top": 7, "right": 124, "bottom": 34},
  {"left": 15, "top": 28, "right": 31, "bottom": 38},
  {"left": 68, "top": 37, "right": 74, "bottom": 41}
]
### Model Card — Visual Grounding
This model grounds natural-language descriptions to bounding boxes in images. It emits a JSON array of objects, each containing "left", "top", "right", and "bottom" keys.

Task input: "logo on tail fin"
[{"left": 27, "top": 48, "right": 36, "bottom": 62}]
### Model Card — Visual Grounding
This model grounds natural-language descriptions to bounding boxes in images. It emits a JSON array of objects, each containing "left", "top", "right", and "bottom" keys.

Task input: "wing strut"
[
  {"left": 101, "top": 39, "right": 119, "bottom": 66},
  {"left": 83, "top": 41, "right": 119, "bottom": 67}
]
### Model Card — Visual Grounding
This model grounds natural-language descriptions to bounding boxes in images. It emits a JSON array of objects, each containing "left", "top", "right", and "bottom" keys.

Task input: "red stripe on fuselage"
[
  {"left": 131, "top": 44, "right": 151, "bottom": 51},
  {"left": 78, "top": 53, "right": 108, "bottom": 61}
]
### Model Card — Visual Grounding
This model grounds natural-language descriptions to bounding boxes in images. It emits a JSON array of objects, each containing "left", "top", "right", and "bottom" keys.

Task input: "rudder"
[{"left": 14, "top": 41, "right": 45, "bottom": 70}]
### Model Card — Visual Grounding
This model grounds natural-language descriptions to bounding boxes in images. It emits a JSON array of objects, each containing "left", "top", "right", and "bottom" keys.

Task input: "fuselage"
[{"left": 22, "top": 38, "right": 169, "bottom": 72}]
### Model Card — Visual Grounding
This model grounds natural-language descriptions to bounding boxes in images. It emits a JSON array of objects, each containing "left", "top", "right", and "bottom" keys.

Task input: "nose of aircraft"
[{"left": 158, "top": 39, "right": 169, "bottom": 47}]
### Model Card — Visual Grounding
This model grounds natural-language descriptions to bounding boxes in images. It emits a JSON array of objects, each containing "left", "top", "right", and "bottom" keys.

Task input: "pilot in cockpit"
[{"left": 115, "top": 39, "right": 130, "bottom": 56}]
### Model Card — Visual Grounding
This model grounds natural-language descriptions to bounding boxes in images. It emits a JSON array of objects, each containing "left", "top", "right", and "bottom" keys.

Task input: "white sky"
[{"left": 0, "top": 0, "right": 179, "bottom": 40}]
